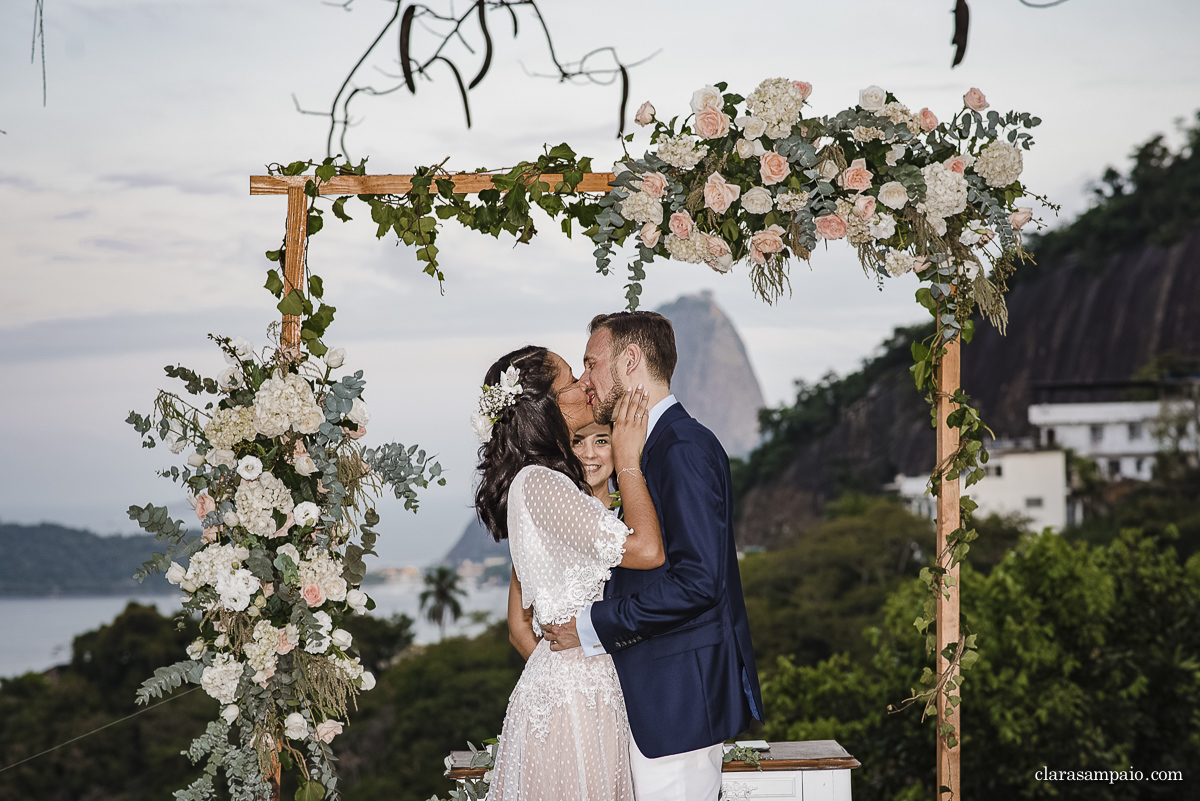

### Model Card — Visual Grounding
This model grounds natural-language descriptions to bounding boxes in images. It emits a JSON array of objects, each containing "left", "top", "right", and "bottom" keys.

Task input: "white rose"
[
  {"left": 859, "top": 85, "right": 887, "bottom": 111},
  {"left": 231, "top": 337, "right": 254, "bottom": 360},
  {"left": 868, "top": 214, "right": 897, "bottom": 240},
  {"left": 294, "top": 455, "right": 318, "bottom": 476},
  {"left": 221, "top": 704, "right": 239, "bottom": 723},
  {"left": 690, "top": 85, "right": 722, "bottom": 113},
  {"left": 186, "top": 639, "right": 205, "bottom": 660},
  {"left": 187, "top": 452, "right": 207, "bottom": 468},
  {"left": 634, "top": 101, "right": 655, "bottom": 126},
  {"left": 360, "top": 671, "right": 376, "bottom": 691},
  {"left": 181, "top": 578, "right": 199, "bottom": 594},
  {"left": 330, "top": 629, "right": 353, "bottom": 650},
  {"left": 236, "top": 456, "right": 263, "bottom": 481},
  {"left": 323, "top": 576, "right": 348, "bottom": 603},
  {"left": 313, "top": 611, "right": 333, "bottom": 633},
  {"left": 165, "top": 422, "right": 187, "bottom": 455},
  {"left": 735, "top": 116, "right": 768, "bottom": 139},
  {"left": 223, "top": 510, "right": 240, "bottom": 527},
  {"left": 741, "top": 187, "right": 774, "bottom": 215},
  {"left": 348, "top": 398, "right": 370, "bottom": 427},
  {"left": 735, "top": 138, "right": 767, "bottom": 159},
  {"left": 346, "top": 588, "right": 369, "bottom": 613},
  {"left": 323, "top": 347, "right": 346, "bottom": 369},
  {"left": 166, "top": 562, "right": 186, "bottom": 585},
  {"left": 284, "top": 712, "right": 308, "bottom": 740},
  {"left": 207, "top": 449, "right": 237, "bottom": 469},
  {"left": 877, "top": 182, "right": 909, "bottom": 210},
  {"left": 217, "top": 368, "right": 244, "bottom": 391},
  {"left": 294, "top": 502, "right": 321, "bottom": 528},
  {"left": 886, "top": 144, "right": 906, "bottom": 167},
  {"left": 818, "top": 160, "right": 840, "bottom": 181},
  {"left": 277, "top": 543, "right": 301, "bottom": 564}
]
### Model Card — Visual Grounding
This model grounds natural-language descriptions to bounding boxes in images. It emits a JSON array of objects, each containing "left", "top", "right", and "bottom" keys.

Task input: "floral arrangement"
[
  {"left": 469, "top": 365, "right": 522, "bottom": 443},
  {"left": 591, "top": 79, "right": 1046, "bottom": 334},
  {"left": 126, "top": 291, "right": 444, "bottom": 800}
]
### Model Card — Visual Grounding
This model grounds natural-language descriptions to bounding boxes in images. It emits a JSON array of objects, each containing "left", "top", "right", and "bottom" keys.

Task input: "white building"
[
  {"left": 891, "top": 448, "right": 1068, "bottom": 532},
  {"left": 1027, "top": 400, "right": 1194, "bottom": 481}
]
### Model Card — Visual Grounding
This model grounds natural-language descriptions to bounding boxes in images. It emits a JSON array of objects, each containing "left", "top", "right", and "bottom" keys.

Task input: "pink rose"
[
  {"left": 815, "top": 214, "right": 848, "bottom": 240},
  {"left": 694, "top": 106, "right": 731, "bottom": 140},
  {"left": 293, "top": 440, "right": 308, "bottom": 458},
  {"left": 979, "top": 227, "right": 997, "bottom": 245},
  {"left": 195, "top": 494, "right": 216, "bottom": 522},
  {"left": 201, "top": 528, "right": 218, "bottom": 544},
  {"left": 750, "top": 225, "right": 786, "bottom": 256},
  {"left": 703, "top": 234, "right": 733, "bottom": 273},
  {"left": 759, "top": 151, "right": 792, "bottom": 186},
  {"left": 272, "top": 512, "right": 295, "bottom": 539},
  {"left": 854, "top": 195, "right": 876, "bottom": 219},
  {"left": 703, "top": 172, "right": 741, "bottom": 214},
  {"left": 944, "top": 155, "right": 968, "bottom": 175},
  {"left": 792, "top": 81, "right": 813, "bottom": 101},
  {"left": 634, "top": 101, "right": 655, "bottom": 127},
  {"left": 638, "top": 172, "right": 669, "bottom": 199},
  {"left": 342, "top": 425, "right": 367, "bottom": 440},
  {"left": 669, "top": 211, "right": 695, "bottom": 240},
  {"left": 963, "top": 87, "right": 989, "bottom": 112},
  {"left": 315, "top": 720, "right": 343, "bottom": 744},
  {"left": 261, "top": 581, "right": 275, "bottom": 598},
  {"left": 912, "top": 257, "right": 931, "bottom": 273},
  {"left": 918, "top": 107, "right": 938, "bottom": 132},
  {"left": 277, "top": 629, "right": 295, "bottom": 655},
  {"left": 1010, "top": 207, "right": 1034, "bottom": 230},
  {"left": 301, "top": 583, "right": 326, "bottom": 608},
  {"left": 639, "top": 223, "right": 662, "bottom": 249},
  {"left": 839, "top": 158, "right": 873, "bottom": 192}
]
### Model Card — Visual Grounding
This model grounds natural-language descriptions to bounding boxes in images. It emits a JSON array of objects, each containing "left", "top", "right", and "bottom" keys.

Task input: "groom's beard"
[{"left": 592, "top": 375, "right": 626, "bottom": 425}]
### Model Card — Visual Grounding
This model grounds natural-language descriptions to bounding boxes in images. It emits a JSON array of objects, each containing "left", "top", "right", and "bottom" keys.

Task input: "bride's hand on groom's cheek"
[
  {"left": 544, "top": 618, "right": 581, "bottom": 651},
  {"left": 611, "top": 385, "right": 650, "bottom": 466}
]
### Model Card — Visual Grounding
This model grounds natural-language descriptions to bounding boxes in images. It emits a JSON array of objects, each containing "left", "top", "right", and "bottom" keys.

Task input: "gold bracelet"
[{"left": 617, "top": 467, "right": 642, "bottom": 482}]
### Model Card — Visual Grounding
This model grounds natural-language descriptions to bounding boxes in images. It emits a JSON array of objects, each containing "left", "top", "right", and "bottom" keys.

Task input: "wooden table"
[{"left": 445, "top": 739, "right": 860, "bottom": 800}]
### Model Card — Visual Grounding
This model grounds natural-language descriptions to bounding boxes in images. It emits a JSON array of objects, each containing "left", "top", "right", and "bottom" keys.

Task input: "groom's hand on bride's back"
[{"left": 544, "top": 618, "right": 580, "bottom": 651}]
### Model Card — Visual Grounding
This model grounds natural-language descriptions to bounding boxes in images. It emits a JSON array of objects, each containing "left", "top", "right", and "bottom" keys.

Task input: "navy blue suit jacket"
[{"left": 590, "top": 403, "right": 762, "bottom": 758}]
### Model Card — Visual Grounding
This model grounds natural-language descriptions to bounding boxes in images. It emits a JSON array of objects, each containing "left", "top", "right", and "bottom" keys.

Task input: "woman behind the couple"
[{"left": 473, "top": 345, "right": 662, "bottom": 800}]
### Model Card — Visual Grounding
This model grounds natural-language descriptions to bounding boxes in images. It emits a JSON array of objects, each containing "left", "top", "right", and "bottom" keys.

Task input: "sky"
[{"left": 3, "top": 0, "right": 1199, "bottom": 568}]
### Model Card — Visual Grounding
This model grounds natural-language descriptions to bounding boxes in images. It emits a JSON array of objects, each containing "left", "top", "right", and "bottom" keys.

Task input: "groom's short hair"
[{"left": 589, "top": 311, "right": 677, "bottom": 385}]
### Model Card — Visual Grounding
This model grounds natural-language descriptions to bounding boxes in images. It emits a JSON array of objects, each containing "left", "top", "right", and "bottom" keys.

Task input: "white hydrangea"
[
  {"left": 204, "top": 407, "right": 256, "bottom": 451},
  {"left": 837, "top": 198, "right": 873, "bottom": 246},
  {"left": 329, "top": 655, "right": 365, "bottom": 681},
  {"left": 664, "top": 232, "right": 711, "bottom": 264},
  {"left": 853, "top": 125, "right": 885, "bottom": 143},
  {"left": 745, "top": 78, "right": 805, "bottom": 139},
  {"left": 186, "top": 543, "right": 251, "bottom": 588},
  {"left": 776, "top": 191, "right": 809, "bottom": 213},
  {"left": 917, "top": 162, "right": 968, "bottom": 232},
  {"left": 973, "top": 141, "right": 1023, "bottom": 188},
  {"left": 234, "top": 472, "right": 295, "bottom": 539},
  {"left": 869, "top": 214, "right": 897, "bottom": 240},
  {"left": 619, "top": 191, "right": 664, "bottom": 225},
  {"left": 200, "top": 653, "right": 244, "bottom": 705},
  {"left": 300, "top": 549, "right": 348, "bottom": 603},
  {"left": 215, "top": 568, "right": 258, "bottom": 612},
  {"left": 886, "top": 248, "right": 917, "bottom": 277},
  {"left": 252, "top": 372, "right": 324, "bottom": 439},
  {"left": 244, "top": 620, "right": 281, "bottom": 674},
  {"left": 880, "top": 101, "right": 920, "bottom": 130},
  {"left": 655, "top": 134, "right": 709, "bottom": 170}
]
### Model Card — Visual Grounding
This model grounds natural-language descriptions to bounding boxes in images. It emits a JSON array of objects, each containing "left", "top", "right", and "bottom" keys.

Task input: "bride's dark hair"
[{"left": 474, "top": 345, "right": 589, "bottom": 542}]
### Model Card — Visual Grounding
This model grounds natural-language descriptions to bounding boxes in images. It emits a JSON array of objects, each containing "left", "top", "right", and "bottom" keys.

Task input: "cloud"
[
  {"left": 81, "top": 236, "right": 146, "bottom": 253},
  {"left": 0, "top": 172, "right": 42, "bottom": 192},
  {"left": 100, "top": 173, "right": 230, "bottom": 196},
  {"left": 52, "top": 208, "right": 94, "bottom": 221}
]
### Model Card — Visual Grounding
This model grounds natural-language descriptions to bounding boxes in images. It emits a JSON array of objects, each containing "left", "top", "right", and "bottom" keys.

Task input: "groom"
[{"left": 544, "top": 310, "right": 763, "bottom": 800}]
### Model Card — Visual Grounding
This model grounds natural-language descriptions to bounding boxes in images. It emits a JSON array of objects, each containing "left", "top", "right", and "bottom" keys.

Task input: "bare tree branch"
[
  {"left": 293, "top": 0, "right": 649, "bottom": 160},
  {"left": 31, "top": 0, "right": 47, "bottom": 105}
]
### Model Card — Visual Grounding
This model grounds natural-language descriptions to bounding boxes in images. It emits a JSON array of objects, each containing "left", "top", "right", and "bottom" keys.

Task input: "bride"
[{"left": 473, "top": 345, "right": 663, "bottom": 801}]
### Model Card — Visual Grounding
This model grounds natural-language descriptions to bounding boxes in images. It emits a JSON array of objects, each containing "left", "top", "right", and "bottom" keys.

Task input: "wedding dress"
[{"left": 485, "top": 465, "right": 634, "bottom": 801}]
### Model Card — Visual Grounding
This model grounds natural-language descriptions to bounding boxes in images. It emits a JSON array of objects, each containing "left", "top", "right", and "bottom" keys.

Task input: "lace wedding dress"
[{"left": 485, "top": 465, "right": 634, "bottom": 801}]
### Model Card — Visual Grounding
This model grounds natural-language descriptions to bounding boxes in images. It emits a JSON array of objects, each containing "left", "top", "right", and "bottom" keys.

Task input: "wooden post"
[
  {"left": 282, "top": 185, "right": 309, "bottom": 350},
  {"left": 935, "top": 336, "right": 962, "bottom": 798}
]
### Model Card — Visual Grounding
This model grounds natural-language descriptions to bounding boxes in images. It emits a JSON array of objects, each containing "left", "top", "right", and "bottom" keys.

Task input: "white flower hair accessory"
[{"left": 470, "top": 365, "right": 522, "bottom": 443}]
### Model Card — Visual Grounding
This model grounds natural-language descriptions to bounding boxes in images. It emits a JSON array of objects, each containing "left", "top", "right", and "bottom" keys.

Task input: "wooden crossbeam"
[{"left": 250, "top": 172, "right": 617, "bottom": 196}]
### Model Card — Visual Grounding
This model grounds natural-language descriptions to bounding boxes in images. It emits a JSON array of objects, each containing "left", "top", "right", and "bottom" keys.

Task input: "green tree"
[
  {"left": 420, "top": 565, "right": 467, "bottom": 639},
  {"left": 762, "top": 527, "right": 1200, "bottom": 801}
]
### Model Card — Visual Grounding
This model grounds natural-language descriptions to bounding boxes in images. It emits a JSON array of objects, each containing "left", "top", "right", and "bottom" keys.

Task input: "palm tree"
[{"left": 419, "top": 565, "right": 467, "bottom": 640}]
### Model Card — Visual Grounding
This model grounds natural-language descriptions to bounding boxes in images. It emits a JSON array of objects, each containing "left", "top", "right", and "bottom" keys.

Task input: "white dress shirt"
[{"left": 576, "top": 394, "right": 676, "bottom": 656}]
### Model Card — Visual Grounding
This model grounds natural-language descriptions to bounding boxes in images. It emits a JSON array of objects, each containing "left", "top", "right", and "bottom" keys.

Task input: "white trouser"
[{"left": 629, "top": 736, "right": 723, "bottom": 801}]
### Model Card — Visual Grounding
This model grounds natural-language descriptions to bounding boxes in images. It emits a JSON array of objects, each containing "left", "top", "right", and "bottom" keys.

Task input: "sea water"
[{"left": 0, "top": 583, "right": 510, "bottom": 678}]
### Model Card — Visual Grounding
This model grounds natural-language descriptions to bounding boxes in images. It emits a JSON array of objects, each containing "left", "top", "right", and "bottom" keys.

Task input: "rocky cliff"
[
  {"left": 736, "top": 227, "right": 1200, "bottom": 549},
  {"left": 657, "top": 291, "right": 766, "bottom": 458}
]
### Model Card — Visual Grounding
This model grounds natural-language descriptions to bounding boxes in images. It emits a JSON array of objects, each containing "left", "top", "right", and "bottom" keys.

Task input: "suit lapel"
[{"left": 643, "top": 402, "right": 689, "bottom": 462}]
